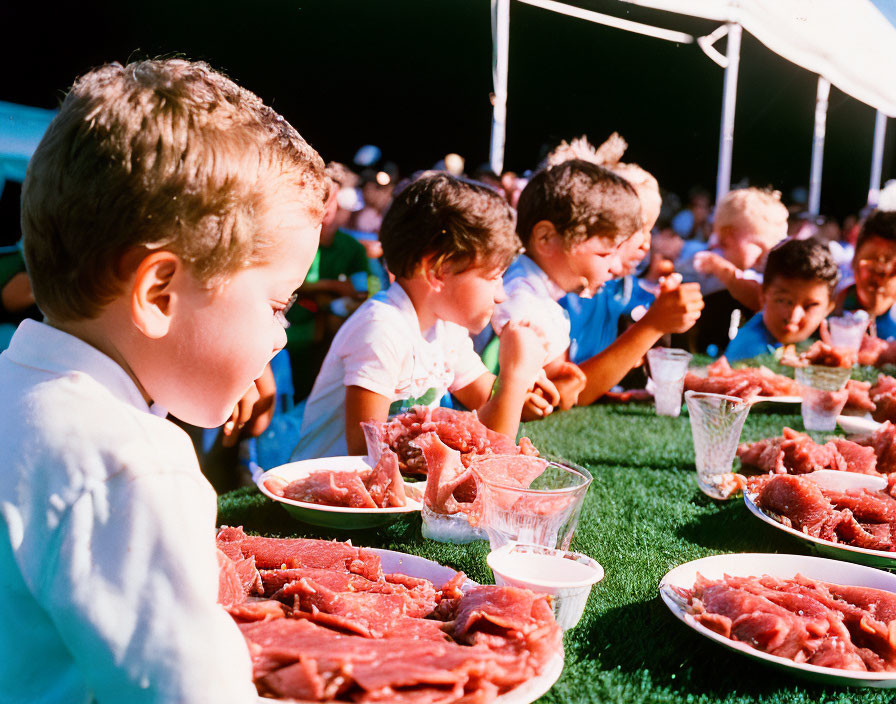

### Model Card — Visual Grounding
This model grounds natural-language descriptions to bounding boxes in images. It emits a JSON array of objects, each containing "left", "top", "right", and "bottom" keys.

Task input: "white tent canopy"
[
  {"left": 491, "top": 0, "right": 896, "bottom": 210},
  {"left": 624, "top": 0, "right": 896, "bottom": 118}
]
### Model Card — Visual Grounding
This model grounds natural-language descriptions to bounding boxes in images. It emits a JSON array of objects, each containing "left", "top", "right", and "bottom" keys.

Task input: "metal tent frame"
[{"left": 489, "top": 0, "right": 893, "bottom": 212}]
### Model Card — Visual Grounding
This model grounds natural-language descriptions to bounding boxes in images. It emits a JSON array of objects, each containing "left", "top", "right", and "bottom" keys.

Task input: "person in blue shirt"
[
  {"left": 726, "top": 238, "right": 838, "bottom": 361},
  {"left": 563, "top": 267, "right": 656, "bottom": 364},
  {"left": 835, "top": 209, "right": 896, "bottom": 339}
]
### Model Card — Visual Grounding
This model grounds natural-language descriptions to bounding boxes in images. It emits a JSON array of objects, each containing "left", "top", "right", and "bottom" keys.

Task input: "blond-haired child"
[
  {"left": 293, "top": 171, "right": 550, "bottom": 460},
  {"left": 693, "top": 187, "right": 789, "bottom": 311},
  {"left": 1, "top": 59, "right": 328, "bottom": 701}
]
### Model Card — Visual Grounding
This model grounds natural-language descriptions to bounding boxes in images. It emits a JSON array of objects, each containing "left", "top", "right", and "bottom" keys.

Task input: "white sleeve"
[
  {"left": 492, "top": 289, "right": 571, "bottom": 362},
  {"left": 41, "top": 458, "right": 257, "bottom": 704},
  {"left": 446, "top": 327, "right": 489, "bottom": 392},
  {"left": 340, "top": 315, "right": 404, "bottom": 398}
]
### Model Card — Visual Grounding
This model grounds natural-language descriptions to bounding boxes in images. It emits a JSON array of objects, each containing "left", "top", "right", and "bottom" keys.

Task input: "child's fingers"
[
  {"left": 819, "top": 319, "right": 831, "bottom": 345},
  {"left": 534, "top": 375, "right": 561, "bottom": 406}
]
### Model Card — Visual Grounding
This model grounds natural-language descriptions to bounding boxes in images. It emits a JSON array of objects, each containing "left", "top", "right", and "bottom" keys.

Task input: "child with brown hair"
[
  {"left": 292, "top": 171, "right": 550, "bottom": 460},
  {"left": 0, "top": 59, "right": 329, "bottom": 701},
  {"left": 726, "top": 237, "right": 839, "bottom": 360},
  {"left": 494, "top": 153, "right": 703, "bottom": 409}
]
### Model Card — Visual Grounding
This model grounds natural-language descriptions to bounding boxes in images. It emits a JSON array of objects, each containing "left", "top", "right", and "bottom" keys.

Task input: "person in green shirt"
[
  {"left": 0, "top": 246, "right": 40, "bottom": 350},
  {"left": 285, "top": 168, "right": 372, "bottom": 400}
]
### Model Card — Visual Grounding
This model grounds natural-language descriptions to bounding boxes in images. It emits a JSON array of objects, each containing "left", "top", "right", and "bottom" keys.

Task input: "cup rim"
[
  {"left": 647, "top": 347, "right": 693, "bottom": 361},
  {"left": 473, "top": 456, "right": 593, "bottom": 494},
  {"left": 684, "top": 390, "right": 750, "bottom": 407},
  {"left": 486, "top": 543, "right": 605, "bottom": 589}
]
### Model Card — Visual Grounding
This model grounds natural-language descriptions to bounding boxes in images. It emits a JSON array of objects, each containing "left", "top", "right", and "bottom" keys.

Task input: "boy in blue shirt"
[
  {"left": 836, "top": 209, "right": 896, "bottom": 339},
  {"left": 726, "top": 238, "right": 839, "bottom": 361}
]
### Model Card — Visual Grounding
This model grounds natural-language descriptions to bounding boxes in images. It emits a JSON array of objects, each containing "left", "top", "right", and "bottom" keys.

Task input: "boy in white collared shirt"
[
  {"left": 293, "top": 171, "right": 551, "bottom": 460},
  {"left": 0, "top": 59, "right": 328, "bottom": 702},
  {"left": 493, "top": 159, "right": 704, "bottom": 409}
]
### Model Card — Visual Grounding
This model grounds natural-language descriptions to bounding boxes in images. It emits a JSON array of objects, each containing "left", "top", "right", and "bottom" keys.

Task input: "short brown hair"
[
  {"left": 855, "top": 209, "right": 896, "bottom": 253},
  {"left": 379, "top": 171, "right": 520, "bottom": 278},
  {"left": 516, "top": 159, "right": 641, "bottom": 248},
  {"left": 763, "top": 237, "right": 839, "bottom": 295},
  {"left": 22, "top": 58, "right": 328, "bottom": 322}
]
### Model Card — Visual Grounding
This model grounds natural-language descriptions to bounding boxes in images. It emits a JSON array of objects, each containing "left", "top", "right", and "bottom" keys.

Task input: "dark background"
[{"left": 1, "top": 0, "right": 893, "bottom": 240}]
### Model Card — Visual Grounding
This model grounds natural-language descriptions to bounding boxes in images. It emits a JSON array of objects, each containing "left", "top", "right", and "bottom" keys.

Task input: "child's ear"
[
  {"left": 758, "top": 285, "right": 768, "bottom": 311},
  {"left": 530, "top": 221, "right": 560, "bottom": 257},
  {"left": 130, "top": 251, "right": 180, "bottom": 339},
  {"left": 419, "top": 254, "right": 444, "bottom": 292}
]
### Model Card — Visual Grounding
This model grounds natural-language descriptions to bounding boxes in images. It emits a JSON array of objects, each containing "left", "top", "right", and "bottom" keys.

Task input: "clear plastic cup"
[
  {"left": 475, "top": 455, "right": 592, "bottom": 552},
  {"left": 684, "top": 391, "right": 751, "bottom": 500},
  {"left": 794, "top": 364, "right": 851, "bottom": 431},
  {"left": 647, "top": 348, "right": 693, "bottom": 417},
  {"left": 827, "top": 312, "right": 869, "bottom": 352}
]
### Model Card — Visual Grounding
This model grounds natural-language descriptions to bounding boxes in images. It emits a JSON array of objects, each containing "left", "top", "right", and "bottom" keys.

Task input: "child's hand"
[
  {"left": 222, "top": 365, "right": 276, "bottom": 447},
  {"left": 549, "top": 361, "right": 587, "bottom": 410},
  {"left": 498, "top": 320, "right": 549, "bottom": 385},
  {"left": 643, "top": 275, "right": 704, "bottom": 335},
  {"left": 521, "top": 373, "right": 560, "bottom": 420},
  {"left": 522, "top": 391, "right": 553, "bottom": 420},
  {"left": 694, "top": 251, "right": 737, "bottom": 281}
]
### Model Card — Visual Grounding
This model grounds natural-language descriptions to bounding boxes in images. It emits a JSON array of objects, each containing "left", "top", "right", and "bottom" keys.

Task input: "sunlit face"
[
  {"left": 619, "top": 227, "right": 651, "bottom": 277},
  {"left": 716, "top": 225, "right": 766, "bottom": 271},
  {"left": 146, "top": 195, "right": 321, "bottom": 427},
  {"left": 853, "top": 236, "right": 896, "bottom": 317},
  {"left": 761, "top": 277, "right": 833, "bottom": 345},
  {"left": 559, "top": 236, "right": 626, "bottom": 297},
  {"left": 434, "top": 262, "right": 506, "bottom": 334}
]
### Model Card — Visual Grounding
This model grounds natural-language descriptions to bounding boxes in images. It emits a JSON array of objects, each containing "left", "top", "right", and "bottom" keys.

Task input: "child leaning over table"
[
  {"left": 492, "top": 158, "right": 703, "bottom": 411},
  {"left": 291, "top": 171, "right": 552, "bottom": 460},
  {"left": 725, "top": 237, "right": 839, "bottom": 361},
  {"left": 550, "top": 135, "right": 687, "bottom": 365},
  {"left": 690, "top": 187, "right": 789, "bottom": 311},
  {"left": 0, "top": 59, "right": 329, "bottom": 702}
]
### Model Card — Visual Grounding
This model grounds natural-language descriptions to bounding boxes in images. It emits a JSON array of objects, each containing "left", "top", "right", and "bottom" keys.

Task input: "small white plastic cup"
[
  {"left": 794, "top": 365, "right": 851, "bottom": 432},
  {"left": 827, "top": 312, "right": 869, "bottom": 353},
  {"left": 486, "top": 543, "right": 604, "bottom": 630},
  {"left": 647, "top": 348, "right": 692, "bottom": 417}
]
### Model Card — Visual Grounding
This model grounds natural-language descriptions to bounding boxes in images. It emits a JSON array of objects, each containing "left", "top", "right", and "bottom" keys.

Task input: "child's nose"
[
  {"left": 493, "top": 280, "right": 507, "bottom": 305},
  {"left": 609, "top": 255, "right": 624, "bottom": 276}
]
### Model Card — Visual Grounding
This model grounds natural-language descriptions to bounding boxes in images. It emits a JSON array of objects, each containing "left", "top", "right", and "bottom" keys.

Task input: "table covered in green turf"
[{"left": 217, "top": 399, "right": 889, "bottom": 704}]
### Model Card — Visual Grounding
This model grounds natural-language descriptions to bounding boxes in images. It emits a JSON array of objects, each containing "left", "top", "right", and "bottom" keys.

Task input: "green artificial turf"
[{"left": 217, "top": 399, "right": 895, "bottom": 704}]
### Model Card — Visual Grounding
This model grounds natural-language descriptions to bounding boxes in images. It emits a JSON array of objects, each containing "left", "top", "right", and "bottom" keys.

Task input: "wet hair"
[
  {"left": 515, "top": 159, "right": 641, "bottom": 248},
  {"left": 379, "top": 171, "right": 520, "bottom": 278},
  {"left": 855, "top": 209, "right": 896, "bottom": 253},
  {"left": 763, "top": 237, "right": 839, "bottom": 294},
  {"left": 22, "top": 58, "right": 328, "bottom": 322}
]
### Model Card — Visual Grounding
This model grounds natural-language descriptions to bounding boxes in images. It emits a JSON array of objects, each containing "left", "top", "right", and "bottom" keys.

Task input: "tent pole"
[
  {"left": 715, "top": 22, "right": 741, "bottom": 204},
  {"left": 808, "top": 77, "right": 830, "bottom": 216},
  {"left": 869, "top": 110, "right": 888, "bottom": 207},
  {"left": 489, "top": 0, "right": 510, "bottom": 176}
]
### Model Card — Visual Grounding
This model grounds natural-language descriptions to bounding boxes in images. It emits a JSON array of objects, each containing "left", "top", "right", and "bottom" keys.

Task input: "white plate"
[
  {"left": 258, "top": 547, "right": 564, "bottom": 703},
  {"left": 744, "top": 487, "right": 896, "bottom": 568},
  {"left": 659, "top": 553, "right": 896, "bottom": 687},
  {"left": 257, "top": 456, "right": 424, "bottom": 529},
  {"left": 838, "top": 415, "right": 882, "bottom": 436}
]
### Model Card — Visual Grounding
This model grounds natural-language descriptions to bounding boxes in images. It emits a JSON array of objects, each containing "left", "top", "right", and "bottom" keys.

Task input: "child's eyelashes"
[{"left": 273, "top": 292, "right": 298, "bottom": 329}]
